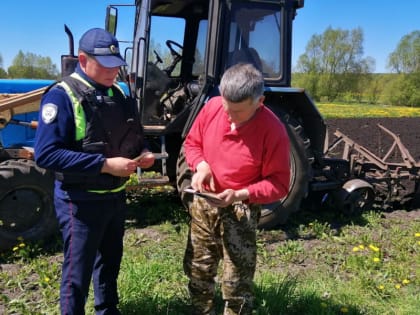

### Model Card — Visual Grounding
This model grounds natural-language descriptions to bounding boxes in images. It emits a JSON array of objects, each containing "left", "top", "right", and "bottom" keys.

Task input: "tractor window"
[
  {"left": 192, "top": 19, "right": 208, "bottom": 76},
  {"left": 149, "top": 16, "right": 185, "bottom": 77},
  {"left": 227, "top": 3, "right": 282, "bottom": 78}
]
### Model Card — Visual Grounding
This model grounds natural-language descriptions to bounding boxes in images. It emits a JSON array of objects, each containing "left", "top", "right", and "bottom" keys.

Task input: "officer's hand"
[
  {"left": 135, "top": 151, "right": 155, "bottom": 169},
  {"left": 101, "top": 157, "right": 138, "bottom": 177}
]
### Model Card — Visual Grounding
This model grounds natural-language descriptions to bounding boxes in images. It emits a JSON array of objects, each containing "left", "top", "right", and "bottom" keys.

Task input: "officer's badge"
[
  {"left": 41, "top": 103, "right": 58, "bottom": 124},
  {"left": 109, "top": 45, "right": 117, "bottom": 54}
]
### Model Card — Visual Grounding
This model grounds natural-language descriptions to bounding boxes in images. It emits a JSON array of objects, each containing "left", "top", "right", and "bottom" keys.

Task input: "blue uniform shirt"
[{"left": 35, "top": 65, "right": 117, "bottom": 199}]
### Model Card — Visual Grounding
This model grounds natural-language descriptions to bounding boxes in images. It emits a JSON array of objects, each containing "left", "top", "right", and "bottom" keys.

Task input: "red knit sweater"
[{"left": 185, "top": 96, "right": 290, "bottom": 204}]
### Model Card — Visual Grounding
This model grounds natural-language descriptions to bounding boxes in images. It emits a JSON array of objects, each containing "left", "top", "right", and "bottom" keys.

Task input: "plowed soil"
[{"left": 325, "top": 117, "right": 420, "bottom": 161}]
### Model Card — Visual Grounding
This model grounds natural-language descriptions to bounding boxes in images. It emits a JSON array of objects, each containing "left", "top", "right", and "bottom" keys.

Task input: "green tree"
[
  {"left": 0, "top": 54, "right": 7, "bottom": 78},
  {"left": 386, "top": 31, "right": 420, "bottom": 106},
  {"left": 7, "top": 50, "right": 59, "bottom": 79},
  {"left": 295, "top": 27, "right": 374, "bottom": 102},
  {"left": 387, "top": 30, "right": 420, "bottom": 74}
]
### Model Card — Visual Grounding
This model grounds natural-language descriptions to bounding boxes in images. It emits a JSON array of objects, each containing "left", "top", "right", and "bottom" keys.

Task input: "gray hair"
[{"left": 220, "top": 63, "right": 264, "bottom": 103}]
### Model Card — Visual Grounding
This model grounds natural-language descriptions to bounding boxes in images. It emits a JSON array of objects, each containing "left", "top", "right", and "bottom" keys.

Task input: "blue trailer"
[
  {"left": 0, "top": 79, "right": 54, "bottom": 147},
  {"left": 0, "top": 78, "right": 56, "bottom": 251}
]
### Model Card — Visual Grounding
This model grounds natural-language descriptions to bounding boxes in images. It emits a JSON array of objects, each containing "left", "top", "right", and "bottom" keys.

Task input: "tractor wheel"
[
  {"left": 176, "top": 146, "right": 194, "bottom": 211},
  {"left": 258, "top": 117, "right": 312, "bottom": 229},
  {"left": 0, "top": 159, "right": 56, "bottom": 251},
  {"left": 334, "top": 186, "right": 375, "bottom": 216}
]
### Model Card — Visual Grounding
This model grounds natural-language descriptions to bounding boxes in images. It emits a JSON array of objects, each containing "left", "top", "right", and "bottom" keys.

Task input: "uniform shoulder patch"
[{"left": 41, "top": 103, "right": 58, "bottom": 124}]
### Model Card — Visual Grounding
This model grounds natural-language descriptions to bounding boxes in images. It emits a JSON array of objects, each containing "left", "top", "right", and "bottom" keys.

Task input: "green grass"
[
  {"left": 317, "top": 102, "right": 420, "bottom": 119},
  {"left": 1, "top": 192, "right": 419, "bottom": 315}
]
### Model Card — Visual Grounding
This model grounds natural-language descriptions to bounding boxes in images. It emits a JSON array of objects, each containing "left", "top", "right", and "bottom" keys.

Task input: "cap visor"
[{"left": 95, "top": 55, "right": 128, "bottom": 68}]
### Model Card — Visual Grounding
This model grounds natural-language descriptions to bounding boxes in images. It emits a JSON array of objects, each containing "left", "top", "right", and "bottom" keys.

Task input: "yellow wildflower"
[
  {"left": 402, "top": 279, "right": 410, "bottom": 285},
  {"left": 377, "top": 285, "right": 385, "bottom": 290},
  {"left": 358, "top": 244, "right": 365, "bottom": 249},
  {"left": 415, "top": 232, "right": 420, "bottom": 237},
  {"left": 369, "top": 244, "right": 380, "bottom": 252},
  {"left": 395, "top": 284, "right": 401, "bottom": 289},
  {"left": 352, "top": 247, "right": 359, "bottom": 252},
  {"left": 340, "top": 306, "right": 349, "bottom": 313},
  {"left": 12, "top": 246, "right": 19, "bottom": 251},
  {"left": 373, "top": 257, "right": 380, "bottom": 263},
  {"left": 19, "top": 243, "right": 25, "bottom": 248},
  {"left": 44, "top": 277, "right": 50, "bottom": 283}
]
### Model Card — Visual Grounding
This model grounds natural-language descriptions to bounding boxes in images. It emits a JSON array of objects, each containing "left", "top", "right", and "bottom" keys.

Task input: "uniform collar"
[{"left": 75, "top": 64, "right": 110, "bottom": 92}]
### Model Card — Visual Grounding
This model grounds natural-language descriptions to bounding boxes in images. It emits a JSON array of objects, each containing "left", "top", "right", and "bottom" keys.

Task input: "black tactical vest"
[{"left": 56, "top": 74, "right": 144, "bottom": 191}]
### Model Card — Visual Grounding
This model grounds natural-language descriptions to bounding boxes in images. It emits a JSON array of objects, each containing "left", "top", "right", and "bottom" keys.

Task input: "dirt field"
[{"left": 325, "top": 117, "right": 420, "bottom": 160}]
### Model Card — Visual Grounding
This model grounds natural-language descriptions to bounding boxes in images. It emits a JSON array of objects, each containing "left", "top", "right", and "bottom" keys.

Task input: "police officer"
[{"left": 35, "top": 28, "right": 155, "bottom": 315}]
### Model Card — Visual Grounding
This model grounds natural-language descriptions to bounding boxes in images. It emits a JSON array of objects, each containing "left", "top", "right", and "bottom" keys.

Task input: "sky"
[{"left": 0, "top": 0, "right": 418, "bottom": 74}]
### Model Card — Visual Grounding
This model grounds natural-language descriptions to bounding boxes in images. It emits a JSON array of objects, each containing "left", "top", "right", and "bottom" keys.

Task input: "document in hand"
[
  {"left": 183, "top": 188, "right": 222, "bottom": 202},
  {"left": 133, "top": 152, "right": 152, "bottom": 162}
]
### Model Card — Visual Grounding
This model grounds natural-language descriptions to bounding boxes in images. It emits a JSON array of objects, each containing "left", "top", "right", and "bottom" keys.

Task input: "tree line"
[
  {"left": 1, "top": 27, "right": 419, "bottom": 106},
  {"left": 292, "top": 28, "right": 419, "bottom": 107},
  {"left": 0, "top": 50, "right": 59, "bottom": 80}
]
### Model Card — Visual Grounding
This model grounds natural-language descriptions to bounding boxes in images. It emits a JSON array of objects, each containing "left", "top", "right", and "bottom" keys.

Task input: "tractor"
[
  {"left": 0, "top": 0, "right": 381, "bottom": 251},
  {"left": 103, "top": 0, "right": 369, "bottom": 226}
]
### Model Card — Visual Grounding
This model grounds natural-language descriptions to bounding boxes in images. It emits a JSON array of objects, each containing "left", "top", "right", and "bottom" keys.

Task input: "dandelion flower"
[
  {"left": 340, "top": 306, "right": 349, "bottom": 313},
  {"left": 402, "top": 279, "right": 410, "bottom": 285},
  {"left": 352, "top": 247, "right": 359, "bottom": 252},
  {"left": 377, "top": 285, "right": 385, "bottom": 290},
  {"left": 44, "top": 277, "right": 50, "bottom": 283},
  {"left": 19, "top": 243, "right": 25, "bottom": 248},
  {"left": 415, "top": 232, "right": 420, "bottom": 237},
  {"left": 358, "top": 244, "right": 365, "bottom": 249},
  {"left": 395, "top": 284, "right": 401, "bottom": 289},
  {"left": 12, "top": 246, "right": 19, "bottom": 251},
  {"left": 373, "top": 257, "right": 380, "bottom": 263},
  {"left": 369, "top": 244, "right": 379, "bottom": 252}
]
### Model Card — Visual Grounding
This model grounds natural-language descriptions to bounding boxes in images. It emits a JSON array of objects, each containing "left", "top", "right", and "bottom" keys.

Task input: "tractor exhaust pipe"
[{"left": 60, "top": 24, "right": 79, "bottom": 78}]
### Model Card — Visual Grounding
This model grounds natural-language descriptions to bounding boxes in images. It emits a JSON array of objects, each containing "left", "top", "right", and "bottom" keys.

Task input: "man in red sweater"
[{"left": 183, "top": 63, "right": 290, "bottom": 315}]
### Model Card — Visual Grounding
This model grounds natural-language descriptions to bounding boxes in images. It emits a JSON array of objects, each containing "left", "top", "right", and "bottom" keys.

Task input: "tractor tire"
[
  {"left": 175, "top": 115, "right": 312, "bottom": 229},
  {"left": 176, "top": 146, "right": 194, "bottom": 211},
  {"left": 258, "top": 116, "right": 312, "bottom": 229},
  {"left": 0, "top": 159, "right": 56, "bottom": 251}
]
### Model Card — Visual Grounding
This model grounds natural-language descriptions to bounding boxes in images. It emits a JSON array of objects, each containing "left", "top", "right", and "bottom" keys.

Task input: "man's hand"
[
  {"left": 207, "top": 188, "right": 250, "bottom": 207},
  {"left": 191, "top": 161, "right": 215, "bottom": 192}
]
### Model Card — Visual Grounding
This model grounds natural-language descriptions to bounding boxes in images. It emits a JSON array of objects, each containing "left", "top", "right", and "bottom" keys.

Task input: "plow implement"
[{"left": 326, "top": 123, "right": 420, "bottom": 211}]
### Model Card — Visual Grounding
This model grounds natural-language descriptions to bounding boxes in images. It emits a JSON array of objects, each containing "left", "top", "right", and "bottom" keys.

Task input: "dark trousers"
[{"left": 54, "top": 193, "right": 126, "bottom": 315}]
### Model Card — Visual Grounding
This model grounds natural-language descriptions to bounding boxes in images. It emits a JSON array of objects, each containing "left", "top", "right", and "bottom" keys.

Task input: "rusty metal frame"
[{"left": 327, "top": 123, "right": 420, "bottom": 171}]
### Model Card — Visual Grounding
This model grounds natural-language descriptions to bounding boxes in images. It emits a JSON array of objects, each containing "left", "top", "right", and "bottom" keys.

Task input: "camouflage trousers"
[{"left": 183, "top": 196, "right": 261, "bottom": 315}]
